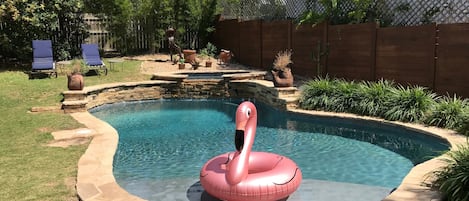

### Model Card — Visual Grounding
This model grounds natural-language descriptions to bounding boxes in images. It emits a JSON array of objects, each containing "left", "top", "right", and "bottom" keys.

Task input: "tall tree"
[
  {"left": 0, "top": 0, "right": 87, "bottom": 61},
  {"left": 170, "top": 0, "right": 191, "bottom": 49},
  {"left": 187, "top": 0, "right": 219, "bottom": 49},
  {"left": 137, "top": 0, "right": 171, "bottom": 53}
]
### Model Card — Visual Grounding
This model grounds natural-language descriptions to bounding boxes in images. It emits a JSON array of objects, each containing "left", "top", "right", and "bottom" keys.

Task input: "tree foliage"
[
  {"left": 297, "top": 0, "right": 387, "bottom": 26},
  {"left": 0, "top": 0, "right": 88, "bottom": 61},
  {"left": 83, "top": 0, "right": 220, "bottom": 54}
]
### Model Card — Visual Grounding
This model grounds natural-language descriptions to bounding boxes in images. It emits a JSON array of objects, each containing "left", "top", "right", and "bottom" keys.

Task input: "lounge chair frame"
[
  {"left": 81, "top": 44, "right": 108, "bottom": 76},
  {"left": 30, "top": 40, "right": 57, "bottom": 79}
]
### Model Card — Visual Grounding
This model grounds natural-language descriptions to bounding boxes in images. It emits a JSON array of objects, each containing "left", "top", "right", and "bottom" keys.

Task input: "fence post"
[
  {"left": 370, "top": 22, "right": 379, "bottom": 81},
  {"left": 433, "top": 24, "right": 439, "bottom": 91},
  {"left": 322, "top": 22, "right": 329, "bottom": 78}
]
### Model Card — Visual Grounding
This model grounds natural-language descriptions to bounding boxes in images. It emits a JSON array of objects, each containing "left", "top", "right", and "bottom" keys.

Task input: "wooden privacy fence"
[
  {"left": 212, "top": 20, "right": 469, "bottom": 98},
  {"left": 83, "top": 14, "right": 200, "bottom": 54}
]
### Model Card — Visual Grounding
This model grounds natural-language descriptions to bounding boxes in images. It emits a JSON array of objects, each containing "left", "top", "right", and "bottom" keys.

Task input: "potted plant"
[
  {"left": 271, "top": 50, "right": 294, "bottom": 87},
  {"left": 199, "top": 50, "right": 211, "bottom": 67},
  {"left": 191, "top": 58, "right": 201, "bottom": 70},
  {"left": 200, "top": 42, "right": 217, "bottom": 67},
  {"left": 183, "top": 49, "right": 197, "bottom": 64},
  {"left": 67, "top": 61, "right": 84, "bottom": 90},
  {"left": 178, "top": 58, "right": 185, "bottom": 70}
]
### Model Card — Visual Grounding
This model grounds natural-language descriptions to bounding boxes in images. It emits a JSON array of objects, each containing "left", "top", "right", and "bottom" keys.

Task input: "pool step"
[
  {"left": 62, "top": 100, "right": 88, "bottom": 113},
  {"left": 276, "top": 87, "right": 301, "bottom": 98},
  {"left": 62, "top": 90, "right": 87, "bottom": 101}
]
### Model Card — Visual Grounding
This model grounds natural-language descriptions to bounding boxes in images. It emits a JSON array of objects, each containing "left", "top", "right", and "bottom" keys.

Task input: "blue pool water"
[{"left": 90, "top": 99, "right": 449, "bottom": 200}]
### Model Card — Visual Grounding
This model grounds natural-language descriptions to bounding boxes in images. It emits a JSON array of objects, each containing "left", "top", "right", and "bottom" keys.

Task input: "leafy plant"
[
  {"left": 425, "top": 95, "right": 469, "bottom": 129},
  {"left": 299, "top": 77, "right": 360, "bottom": 113},
  {"left": 187, "top": 0, "right": 219, "bottom": 49},
  {"left": 1, "top": 0, "right": 87, "bottom": 61},
  {"left": 347, "top": 0, "right": 373, "bottom": 24},
  {"left": 384, "top": 85, "right": 437, "bottom": 122},
  {"left": 457, "top": 113, "right": 469, "bottom": 136},
  {"left": 273, "top": 49, "right": 293, "bottom": 71},
  {"left": 178, "top": 58, "right": 185, "bottom": 64},
  {"left": 422, "top": 7, "right": 441, "bottom": 24},
  {"left": 299, "top": 76, "right": 336, "bottom": 110},
  {"left": 200, "top": 42, "right": 217, "bottom": 58},
  {"left": 431, "top": 144, "right": 469, "bottom": 201},
  {"left": 297, "top": 0, "right": 376, "bottom": 26},
  {"left": 330, "top": 79, "right": 361, "bottom": 113},
  {"left": 356, "top": 79, "right": 395, "bottom": 116},
  {"left": 297, "top": 0, "right": 342, "bottom": 26}
]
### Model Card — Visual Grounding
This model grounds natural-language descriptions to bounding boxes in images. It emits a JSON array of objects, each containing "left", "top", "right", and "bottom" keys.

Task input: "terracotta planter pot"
[
  {"left": 271, "top": 68, "right": 294, "bottom": 87},
  {"left": 178, "top": 63, "right": 185, "bottom": 69},
  {"left": 183, "top": 49, "right": 196, "bottom": 64},
  {"left": 67, "top": 72, "right": 84, "bottom": 90},
  {"left": 205, "top": 61, "right": 212, "bottom": 67}
]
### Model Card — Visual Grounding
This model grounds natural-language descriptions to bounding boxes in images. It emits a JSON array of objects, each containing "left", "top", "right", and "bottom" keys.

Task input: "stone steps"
[{"left": 62, "top": 100, "right": 88, "bottom": 113}]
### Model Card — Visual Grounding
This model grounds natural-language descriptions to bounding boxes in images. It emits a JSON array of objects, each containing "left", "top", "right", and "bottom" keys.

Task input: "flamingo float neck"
[{"left": 226, "top": 101, "right": 257, "bottom": 185}]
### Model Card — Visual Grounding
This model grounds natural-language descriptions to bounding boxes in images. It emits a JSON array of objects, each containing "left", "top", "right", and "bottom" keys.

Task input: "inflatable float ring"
[{"left": 200, "top": 101, "right": 302, "bottom": 201}]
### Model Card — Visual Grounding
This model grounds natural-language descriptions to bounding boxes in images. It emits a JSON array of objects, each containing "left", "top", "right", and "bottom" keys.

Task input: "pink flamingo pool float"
[{"left": 200, "top": 101, "right": 302, "bottom": 201}]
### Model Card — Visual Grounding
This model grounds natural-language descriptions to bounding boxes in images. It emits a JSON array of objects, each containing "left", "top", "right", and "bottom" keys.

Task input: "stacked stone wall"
[{"left": 62, "top": 78, "right": 299, "bottom": 113}]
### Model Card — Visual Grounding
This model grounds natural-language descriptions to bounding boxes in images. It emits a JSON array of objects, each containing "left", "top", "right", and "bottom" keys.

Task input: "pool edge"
[{"left": 70, "top": 87, "right": 467, "bottom": 201}]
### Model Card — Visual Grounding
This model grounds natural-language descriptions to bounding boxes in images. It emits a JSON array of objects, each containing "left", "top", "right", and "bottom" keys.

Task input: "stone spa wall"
[{"left": 61, "top": 71, "right": 299, "bottom": 113}]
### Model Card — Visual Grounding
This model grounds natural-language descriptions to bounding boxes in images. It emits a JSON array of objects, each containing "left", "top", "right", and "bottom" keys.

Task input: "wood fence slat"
[
  {"left": 291, "top": 22, "right": 327, "bottom": 78},
  {"left": 375, "top": 24, "right": 436, "bottom": 88},
  {"left": 327, "top": 23, "right": 377, "bottom": 81},
  {"left": 239, "top": 20, "right": 262, "bottom": 68},
  {"left": 213, "top": 19, "right": 240, "bottom": 59},
  {"left": 261, "top": 20, "right": 290, "bottom": 70},
  {"left": 435, "top": 23, "right": 469, "bottom": 97}
]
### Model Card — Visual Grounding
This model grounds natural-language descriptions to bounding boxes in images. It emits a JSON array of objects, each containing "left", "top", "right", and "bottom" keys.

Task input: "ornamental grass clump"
[
  {"left": 272, "top": 50, "right": 292, "bottom": 71},
  {"left": 457, "top": 113, "right": 469, "bottom": 136},
  {"left": 424, "top": 95, "right": 469, "bottom": 129},
  {"left": 356, "top": 79, "right": 395, "bottom": 117},
  {"left": 383, "top": 85, "right": 437, "bottom": 122},
  {"left": 299, "top": 76, "right": 337, "bottom": 111},
  {"left": 431, "top": 144, "right": 469, "bottom": 201},
  {"left": 300, "top": 77, "right": 389, "bottom": 114},
  {"left": 329, "top": 79, "right": 361, "bottom": 113}
]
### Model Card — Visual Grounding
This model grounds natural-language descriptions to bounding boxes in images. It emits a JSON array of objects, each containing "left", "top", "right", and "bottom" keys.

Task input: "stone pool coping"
[
  {"left": 61, "top": 82, "right": 467, "bottom": 201},
  {"left": 150, "top": 69, "right": 267, "bottom": 81}
]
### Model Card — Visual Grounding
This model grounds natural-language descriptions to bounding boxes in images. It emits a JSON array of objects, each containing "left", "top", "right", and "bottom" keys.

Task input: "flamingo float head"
[{"left": 227, "top": 101, "right": 258, "bottom": 185}]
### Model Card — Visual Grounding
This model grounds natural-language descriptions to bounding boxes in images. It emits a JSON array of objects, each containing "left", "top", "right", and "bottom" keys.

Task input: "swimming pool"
[{"left": 90, "top": 99, "right": 449, "bottom": 201}]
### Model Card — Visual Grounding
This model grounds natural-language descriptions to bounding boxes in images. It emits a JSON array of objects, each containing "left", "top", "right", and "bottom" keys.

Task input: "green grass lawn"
[{"left": 0, "top": 59, "right": 148, "bottom": 200}]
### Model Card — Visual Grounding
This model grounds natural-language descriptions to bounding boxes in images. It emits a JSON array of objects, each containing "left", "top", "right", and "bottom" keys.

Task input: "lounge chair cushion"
[{"left": 32, "top": 40, "right": 55, "bottom": 70}]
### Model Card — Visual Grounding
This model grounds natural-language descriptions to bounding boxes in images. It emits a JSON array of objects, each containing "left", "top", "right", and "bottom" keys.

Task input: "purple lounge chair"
[
  {"left": 81, "top": 44, "right": 107, "bottom": 75},
  {"left": 30, "top": 40, "right": 57, "bottom": 79}
]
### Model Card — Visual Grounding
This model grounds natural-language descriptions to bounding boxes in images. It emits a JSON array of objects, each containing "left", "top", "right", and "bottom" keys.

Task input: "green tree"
[
  {"left": 84, "top": 0, "right": 134, "bottom": 54},
  {"left": 136, "top": 0, "right": 172, "bottom": 53},
  {"left": 187, "top": 0, "right": 219, "bottom": 49},
  {"left": 0, "top": 0, "right": 87, "bottom": 61},
  {"left": 170, "top": 0, "right": 191, "bottom": 48},
  {"left": 83, "top": 0, "right": 219, "bottom": 53},
  {"left": 297, "top": 0, "right": 379, "bottom": 26}
]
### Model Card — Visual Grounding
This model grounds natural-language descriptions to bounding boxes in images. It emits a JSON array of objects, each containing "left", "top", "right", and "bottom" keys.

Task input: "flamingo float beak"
[{"left": 235, "top": 130, "right": 244, "bottom": 151}]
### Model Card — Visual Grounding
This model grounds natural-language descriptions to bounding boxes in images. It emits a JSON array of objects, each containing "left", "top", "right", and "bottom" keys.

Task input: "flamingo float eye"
[{"left": 246, "top": 108, "right": 251, "bottom": 117}]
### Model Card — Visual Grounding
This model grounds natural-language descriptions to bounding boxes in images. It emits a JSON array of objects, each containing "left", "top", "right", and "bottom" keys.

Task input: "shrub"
[
  {"left": 200, "top": 42, "right": 217, "bottom": 58},
  {"left": 432, "top": 144, "right": 469, "bottom": 201},
  {"left": 384, "top": 85, "right": 437, "bottom": 122},
  {"left": 300, "top": 77, "right": 367, "bottom": 113},
  {"left": 299, "top": 76, "right": 336, "bottom": 111},
  {"left": 356, "top": 79, "right": 395, "bottom": 117},
  {"left": 425, "top": 95, "right": 469, "bottom": 129},
  {"left": 329, "top": 79, "right": 361, "bottom": 113},
  {"left": 457, "top": 113, "right": 469, "bottom": 137}
]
